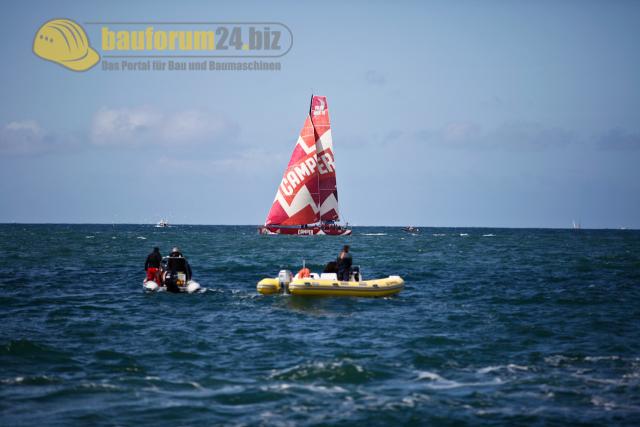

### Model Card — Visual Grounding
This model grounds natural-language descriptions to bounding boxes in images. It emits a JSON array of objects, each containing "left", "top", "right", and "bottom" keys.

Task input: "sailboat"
[{"left": 258, "top": 96, "right": 352, "bottom": 236}]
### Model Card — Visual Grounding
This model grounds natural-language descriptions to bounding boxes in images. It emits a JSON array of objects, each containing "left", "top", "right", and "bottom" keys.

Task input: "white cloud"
[
  {"left": 150, "top": 149, "right": 282, "bottom": 177},
  {"left": 365, "top": 70, "right": 387, "bottom": 86},
  {"left": 597, "top": 128, "right": 640, "bottom": 150},
  {"left": 442, "top": 122, "right": 482, "bottom": 142},
  {"left": 5, "top": 120, "right": 42, "bottom": 133},
  {"left": 90, "top": 106, "right": 238, "bottom": 147},
  {"left": 416, "top": 121, "right": 574, "bottom": 151},
  {"left": 0, "top": 120, "right": 47, "bottom": 155}
]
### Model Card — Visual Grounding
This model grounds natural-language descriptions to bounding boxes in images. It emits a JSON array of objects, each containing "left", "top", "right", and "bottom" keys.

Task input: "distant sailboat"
[
  {"left": 258, "top": 96, "right": 351, "bottom": 236},
  {"left": 572, "top": 220, "right": 581, "bottom": 230},
  {"left": 156, "top": 219, "right": 169, "bottom": 228}
]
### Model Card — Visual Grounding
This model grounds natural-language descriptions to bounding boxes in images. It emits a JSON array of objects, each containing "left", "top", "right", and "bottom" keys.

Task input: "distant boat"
[
  {"left": 402, "top": 226, "right": 420, "bottom": 234},
  {"left": 155, "top": 219, "right": 169, "bottom": 228},
  {"left": 572, "top": 220, "right": 581, "bottom": 230},
  {"left": 257, "top": 96, "right": 351, "bottom": 236}
]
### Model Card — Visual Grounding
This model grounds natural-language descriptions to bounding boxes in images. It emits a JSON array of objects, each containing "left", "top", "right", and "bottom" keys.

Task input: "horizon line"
[{"left": 0, "top": 222, "right": 635, "bottom": 231}]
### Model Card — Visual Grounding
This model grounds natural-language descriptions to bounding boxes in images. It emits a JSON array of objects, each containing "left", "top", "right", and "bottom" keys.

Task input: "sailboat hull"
[{"left": 258, "top": 225, "right": 351, "bottom": 236}]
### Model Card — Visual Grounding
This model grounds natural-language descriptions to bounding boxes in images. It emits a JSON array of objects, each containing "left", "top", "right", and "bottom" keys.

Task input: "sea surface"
[{"left": 1, "top": 224, "right": 639, "bottom": 426}]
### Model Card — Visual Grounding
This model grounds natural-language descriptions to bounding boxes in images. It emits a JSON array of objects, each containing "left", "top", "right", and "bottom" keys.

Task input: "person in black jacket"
[
  {"left": 144, "top": 247, "right": 162, "bottom": 282},
  {"left": 336, "top": 245, "right": 352, "bottom": 281},
  {"left": 168, "top": 247, "right": 192, "bottom": 281}
]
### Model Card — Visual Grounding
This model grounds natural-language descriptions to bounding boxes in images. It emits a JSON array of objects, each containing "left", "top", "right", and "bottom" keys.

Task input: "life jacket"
[{"left": 297, "top": 267, "right": 311, "bottom": 278}]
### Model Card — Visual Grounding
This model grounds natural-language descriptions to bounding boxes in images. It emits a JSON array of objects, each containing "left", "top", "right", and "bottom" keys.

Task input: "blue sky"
[{"left": 1, "top": 0, "right": 639, "bottom": 228}]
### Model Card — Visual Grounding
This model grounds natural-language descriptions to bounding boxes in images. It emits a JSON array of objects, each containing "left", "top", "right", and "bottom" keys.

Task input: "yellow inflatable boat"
[{"left": 257, "top": 270, "right": 404, "bottom": 297}]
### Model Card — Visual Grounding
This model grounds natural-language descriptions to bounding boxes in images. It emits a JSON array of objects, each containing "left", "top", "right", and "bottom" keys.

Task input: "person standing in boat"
[
  {"left": 336, "top": 245, "right": 352, "bottom": 281},
  {"left": 144, "top": 247, "right": 162, "bottom": 283}
]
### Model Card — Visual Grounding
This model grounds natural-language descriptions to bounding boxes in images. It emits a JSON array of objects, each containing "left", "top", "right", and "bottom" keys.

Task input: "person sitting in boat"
[
  {"left": 144, "top": 247, "right": 162, "bottom": 283},
  {"left": 336, "top": 245, "right": 352, "bottom": 281},
  {"left": 166, "top": 247, "right": 192, "bottom": 281},
  {"left": 297, "top": 266, "right": 311, "bottom": 278},
  {"left": 323, "top": 261, "right": 338, "bottom": 273}
]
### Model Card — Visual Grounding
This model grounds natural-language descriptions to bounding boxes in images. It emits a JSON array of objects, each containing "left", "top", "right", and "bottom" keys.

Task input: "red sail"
[
  {"left": 264, "top": 115, "right": 320, "bottom": 225},
  {"left": 310, "top": 96, "right": 340, "bottom": 222}
]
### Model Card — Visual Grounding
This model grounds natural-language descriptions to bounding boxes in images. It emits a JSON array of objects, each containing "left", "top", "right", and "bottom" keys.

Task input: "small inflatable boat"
[
  {"left": 257, "top": 269, "right": 404, "bottom": 297},
  {"left": 143, "top": 279, "right": 201, "bottom": 294},
  {"left": 143, "top": 255, "right": 201, "bottom": 293}
]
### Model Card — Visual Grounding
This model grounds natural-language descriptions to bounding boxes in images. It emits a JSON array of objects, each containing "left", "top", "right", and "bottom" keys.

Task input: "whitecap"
[
  {"left": 362, "top": 233, "right": 387, "bottom": 236},
  {"left": 482, "top": 233, "right": 495, "bottom": 237},
  {"left": 263, "top": 383, "right": 347, "bottom": 394},
  {"left": 477, "top": 366, "right": 500, "bottom": 374},
  {"left": 572, "top": 372, "right": 624, "bottom": 386},
  {"left": 585, "top": 355, "right": 620, "bottom": 362},
  {"left": 137, "top": 236, "right": 147, "bottom": 240},
  {"left": 268, "top": 359, "right": 365, "bottom": 380},
  {"left": 477, "top": 364, "right": 529, "bottom": 374},
  {"left": 85, "top": 236, "right": 95, "bottom": 239},
  {"left": 1, "top": 376, "right": 24, "bottom": 384},
  {"left": 459, "top": 233, "right": 469, "bottom": 237},
  {"left": 591, "top": 396, "right": 617, "bottom": 410},
  {"left": 416, "top": 370, "right": 503, "bottom": 389},
  {"left": 0, "top": 375, "right": 58, "bottom": 385},
  {"left": 417, "top": 371, "right": 446, "bottom": 381},
  {"left": 544, "top": 355, "right": 578, "bottom": 366},
  {"left": 80, "top": 382, "right": 120, "bottom": 390}
]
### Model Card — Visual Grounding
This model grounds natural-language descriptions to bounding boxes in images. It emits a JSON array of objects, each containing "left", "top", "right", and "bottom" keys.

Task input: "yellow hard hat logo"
[{"left": 33, "top": 19, "right": 99, "bottom": 71}]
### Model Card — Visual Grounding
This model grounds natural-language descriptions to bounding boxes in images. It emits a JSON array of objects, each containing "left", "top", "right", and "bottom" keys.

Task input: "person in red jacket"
[{"left": 144, "top": 247, "right": 162, "bottom": 283}]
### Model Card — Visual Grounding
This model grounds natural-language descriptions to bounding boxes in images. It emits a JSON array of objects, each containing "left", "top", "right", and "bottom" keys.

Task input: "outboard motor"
[
  {"left": 163, "top": 270, "right": 180, "bottom": 293},
  {"left": 163, "top": 256, "right": 189, "bottom": 293},
  {"left": 278, "top": 270, "right": 293, "bottom": 293},
  {"left": 352, "top": 266, "right": 361, "bottom": 282}
]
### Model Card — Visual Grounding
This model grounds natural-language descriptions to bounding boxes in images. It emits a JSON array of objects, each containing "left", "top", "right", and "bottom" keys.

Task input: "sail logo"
[
  {"left": 279, "top": 152, "right": 335, "bottom": 197},
  {"left": 312, "top": 98, "right": 326, "bottom": 116}
]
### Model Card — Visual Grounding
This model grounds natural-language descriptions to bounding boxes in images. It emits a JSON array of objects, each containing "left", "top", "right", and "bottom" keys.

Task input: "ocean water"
[{"left": 1, "top": 224, "right": 639, "bottom": 426}]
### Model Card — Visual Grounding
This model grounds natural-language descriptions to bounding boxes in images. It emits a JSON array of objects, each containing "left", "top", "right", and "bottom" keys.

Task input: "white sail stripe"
[
  {"left": 275, "top": 185, "right": 319, "bottom": 217},
  {"left": 315, "top": 129, "right": 333, "bottom": 153},
  {"left": 319, "top": 193, "right": 339, "bottom": 218},
  {"left": 297, "top": 135, "right": 316, "bottom": 155}
]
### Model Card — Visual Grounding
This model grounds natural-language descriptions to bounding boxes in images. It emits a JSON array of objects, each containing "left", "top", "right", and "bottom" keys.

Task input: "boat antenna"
[{"left": 302, "top": 259, "right": 306, "bottom": 268}]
